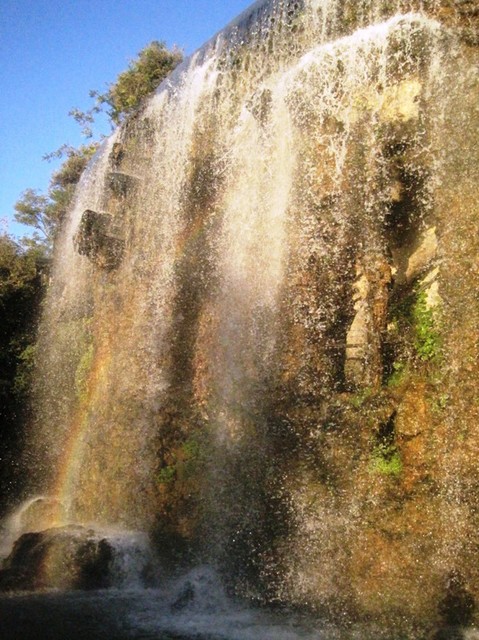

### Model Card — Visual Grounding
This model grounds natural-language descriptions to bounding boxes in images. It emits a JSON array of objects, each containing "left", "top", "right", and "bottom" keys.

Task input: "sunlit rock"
[
  {"left": 345, "top": 255, "right": 392, "bottom": 388},
  {"left": 349, "top": 78, "right": 422, "bottom": 125},
  {"left": 379, "top": 78, "right": 422, "bottom": 123},
  {"left": 406, "top": 227, "right": 438, "bottom": 282}
]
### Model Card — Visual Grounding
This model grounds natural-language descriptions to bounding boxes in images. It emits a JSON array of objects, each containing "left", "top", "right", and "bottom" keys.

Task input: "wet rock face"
[
  {"left": 106, "top": 171, "right": 139, "bottom": 198},
  {"left": 0, "top": 525, "right": 114, "bottom": 591},
  {"left": 439, "top": 571, "right": 476, "bottom": 627},
  {"left": 24, "top": 0, "right": 479, "bottom": 631},
  {"left": 345, "top": 254, "right": 392, "bottom": 389},
  {"left": 74, "top": 209, "right": 124, "bottom": 270}
]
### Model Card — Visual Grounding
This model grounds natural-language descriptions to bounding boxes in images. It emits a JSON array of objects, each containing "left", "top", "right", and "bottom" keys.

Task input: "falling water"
[{"left": 1, "top": 0, "right": 479, "bottom": 637}]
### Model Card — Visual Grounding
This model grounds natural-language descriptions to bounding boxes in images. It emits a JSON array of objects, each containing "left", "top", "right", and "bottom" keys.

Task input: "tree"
[
  {"left": 71, "top": 41, "right": 183, "bottom": 134},
  {"left": 0, "top": 234, "right": 47, "bottom": 404},
  {"left": 15, "top": 41, "right": 183, "bottom": 252},
  {"left": 14, "top": 144, "right": 98, "bottom": 253},
  {"left": 0, "top": 234, "right": 47, "bottom": 509},
  {"left": 13, "top": 190, "right": 52, "bottom": 246},
  {"left": 104, "top": 40, "right": 183, "bottom": 124}
]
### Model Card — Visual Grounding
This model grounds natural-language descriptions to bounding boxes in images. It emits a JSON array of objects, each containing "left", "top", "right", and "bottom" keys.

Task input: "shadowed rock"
[
  {"left": 0, "top": 525, "right": 114, "bottom": 591},
  {"left": 438, "top": 571, "right": 476, "bottom": 627},
  {"left": 106, "top": 171, "right": 140, "bottom": 198},
  {"left": 74, "top": 209, "right": 124, "bottom": 270}
]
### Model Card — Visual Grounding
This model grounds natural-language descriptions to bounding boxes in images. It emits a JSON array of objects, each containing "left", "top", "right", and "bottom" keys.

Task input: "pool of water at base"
[
  {"left": 1, "top": 586, "right": 478, "bottom": 640},
  {"left": 0, "top": 587, "right": 403, "bottom": 640}
]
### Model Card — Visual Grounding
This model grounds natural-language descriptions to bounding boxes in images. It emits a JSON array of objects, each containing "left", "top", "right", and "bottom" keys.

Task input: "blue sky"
[{"left": 0, "top": 0, "right": 252, "bottom": 238}]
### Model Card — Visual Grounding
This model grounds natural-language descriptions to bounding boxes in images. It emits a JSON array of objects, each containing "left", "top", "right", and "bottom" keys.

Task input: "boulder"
[
  {"left": 345, "top": 255, "right": 392, "bottom": 388},
  {"left": 0, "top": 525, "right": 114, "bottom": 591},
  {"left": 74, "top": 209, "right": 124, "bottom": 270},
  {"left": 406, "top": 227, "right": 438, "bottom": 282},
  {"left": 106, "top": 171, "right": 140, "bottom": 198}
]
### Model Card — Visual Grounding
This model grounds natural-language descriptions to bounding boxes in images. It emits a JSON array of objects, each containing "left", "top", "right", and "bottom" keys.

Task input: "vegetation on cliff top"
[
  {"left": 83, "top": 41, "right": 183, "bottom": 127},
  {"left": 14, "top": 41, "right": 183, "bottom": 256}
]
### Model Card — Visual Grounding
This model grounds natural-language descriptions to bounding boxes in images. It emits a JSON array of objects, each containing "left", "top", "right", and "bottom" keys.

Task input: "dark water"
[
  {"left": 0, "top": 582, "right": 475, "bottom": 640},
  {"left": 0, "top": 551, "right": 357, "bottom": 640},
  {"left": 0, "top": 591, "right": 157, "bottom": 640},
  {"left": 0, "top": 588, "right": 343, "bottom": 640},
  {"left": 0, "top": 590, "right": 200, "bottom": 640}
]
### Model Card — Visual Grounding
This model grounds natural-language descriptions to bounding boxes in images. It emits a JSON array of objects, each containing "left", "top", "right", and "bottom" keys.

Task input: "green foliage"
[
  {"left": 0, "top": 236, "right": 45, "bottom": 498},
  {"left": 0, "top": 234, "right": 46, "bottom": 422},
  {"left": 157, "top": 436, "right": 203, "bottom": 486},
  {"left": 13, "top": 189, "right": 52, "bottom": 246},
  {"left": 15, "top": 144, "right": 98, "bottom": 252},
  {"left": 431, "top": 392, "right": 450, "bottom": 413},
  {"left": 49, "top": 145, "right": 98, "bottom": 186},
  {"left": 107, "top": 41, "right": 182, "bottom": 124},
  {"left": 74, "top": 41, "right": 183, "bottom": 131},
  {"left": 370, "top": 444, "right": 403, "bottom": 476},
  {"left": 411, "top": 290, "right": 441, "bottom": 361},
  {"left": 157, "top": 465, "right": 176, "bottom": 485},
  {"left": 387, "top": 285, "right": 441, "bottom": 373},
  {"left": 13, "top": 343, "right": 37, "bottom": 397},
  {"left": 387, "top": 361, "right": 408, "bottom": 388},
  {"left": 0, "top": 235, "right": 44, "bottom": 293},
  {"left": 68, "top": 106, "right": 99, "bottom": 140},
  {"left": 181, "top": 438, "right": 201, "bottom": 459},
  {"left": 350, "top": 387, "right": 373, "bottom": 408}
]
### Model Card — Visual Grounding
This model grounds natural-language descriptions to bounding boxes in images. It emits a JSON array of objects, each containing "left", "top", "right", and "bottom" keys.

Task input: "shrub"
[
  {"left": 411, "top": 290, "right": 441, "bottom": 361},
  {"left": 370, "top": 444, "right": 403, "bottom": 476}
]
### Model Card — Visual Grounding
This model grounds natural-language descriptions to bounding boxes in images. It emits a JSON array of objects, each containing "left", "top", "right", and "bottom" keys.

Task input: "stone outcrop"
[
  {"left": 106, "top": 171, "right": 140, "bottom": 198},
  {"left": 406, "top": 227, "right": 438, "bottom": 282},
  {"left": 345, "top": 255, "right": 392, "bottom": 389},
  {"left": 0, "top": 526, "right": 114, "bottom": 591},
  {"left": 74, "top": 209, "right": 124, "bottom": 270}
]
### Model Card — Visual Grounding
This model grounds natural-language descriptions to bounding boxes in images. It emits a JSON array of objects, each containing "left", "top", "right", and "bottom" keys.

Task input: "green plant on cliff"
[
  {"left": 411, "top": 290, "right": 441, "bottom": 362},
  {"left": 181, "top": 437, "right": 201, "bottom": 460},
  {"left": 370, "top": 444, "right": 402, "bottom": 476},
  {"left": 431, "top": 392, "right": 449, "bottom": 413},
  {"left": 350, "top": 386, "right": 374, "bottom": 408},
  {"left": 387, "top": 361, "right": 409, "bottom": 388},
  {"left": 157, "top": 465, "right": 176, "bottom": 485},
  {"left": 72, "top": 41, "right": 183, "bottom": 131},
  {"left": 157, "top": 435, "right": 203, "bottom": 486},
  {"left": 387, "top": 286, "right": 441, "bottom": 376}
]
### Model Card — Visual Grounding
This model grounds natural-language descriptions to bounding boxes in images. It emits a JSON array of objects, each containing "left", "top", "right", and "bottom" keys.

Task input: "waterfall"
[{"left": 2, "top": 0, "right": 479, "bottom": 636}]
